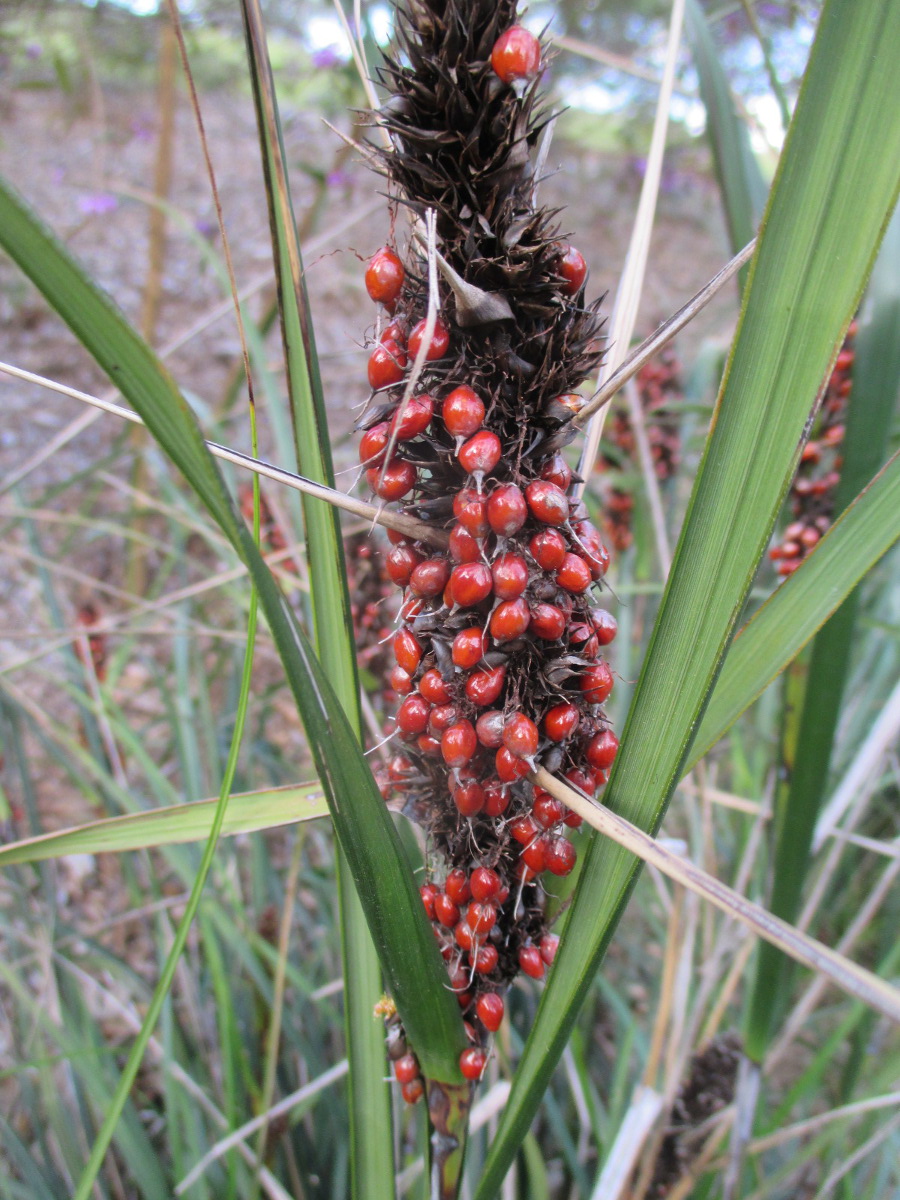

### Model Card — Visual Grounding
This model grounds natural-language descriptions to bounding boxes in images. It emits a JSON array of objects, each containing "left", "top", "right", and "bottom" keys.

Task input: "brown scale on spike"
[{"left": 357, "top": 0, "right": 617, "bottom": 1093}]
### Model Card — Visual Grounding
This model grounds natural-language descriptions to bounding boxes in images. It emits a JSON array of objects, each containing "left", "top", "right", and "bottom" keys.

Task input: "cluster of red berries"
[
  {"left": 598, "top": 347, "right": 683, "bottom": 553},
  {"left": 769, "top": 326, "right": 855, "bottom": 576}
]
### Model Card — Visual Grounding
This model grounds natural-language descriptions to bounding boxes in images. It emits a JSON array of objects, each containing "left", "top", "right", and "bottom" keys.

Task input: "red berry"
[
  {"left": 496, "top": 745, "right": 531, "bottom": 781},
  {"left": 522, "top": 836, "right": 547, "bottom": 872},
  {"left": 556, "top": 244, "right": 587, "bottom": 296},
  {"left": 460, "top": 1047, "right": 487, "bottom": 1081},
  {"left": 449, "top": 523, "right": 482, "bottom": 563},
  {"left": 446, "top": 868, "right": 471, "bottom": 905},
  {"left": 386, "top": 527, "right": 408, "bottom": 545},
  {"left": 419, "top": 669, "right": 452, "bottom": 705},
  {"left": 389, "top": 664, "right": 413, "bottom": 695},
  {"left": 466, "top": 902, "right": 497, "bottom": 934},
  {"left": 434, "top": 893, "right": 460, "bottom": 928},
  {"left": 518, "top": 946, "right": 545, "bottom": 979},
  {"left": 428, "top": 703, "right": 460, "bottom": 735},
  {"left": 564, "top": 767, "right": 597, "bottom": 795},
  {"left": 529, "top": 603, "right": 566, "bottom": 640},
  {"left": 450, "top": 562, "right": 493, "bottom": 608},
  {"left": 397, "top": 694, "right": 430, "bottom": 737},
  {"left": 475, "top": 710, "right": 505, "bottom": 748},
  {"left": 452, "top": 627, "right": 486, "bottom": 669},
  {"left": 417, "top": 732, "right": 443, "bottom": 758},
  {"left": 544, "top": 702, "right": 580, "bottom": 742},
  {"left": 395, "top": 1053, "right": 420, "bottom": 1084},
  {"left": 490, "top": 598, "right": 530, "bottom": 643},
  {"left": 515, "top": 861, "right": 539, "bottom": 883},
  {"left": 476, "top": 992, "right": 505, "bottom": 1032},
  {"left": 408, "top": 317, "right": 450, "bottom": 361},
  {"left": 503, "top": 712, "right": 539, "bottom": 759},
  {"left": 471, "top": 943, "right": 499, "bottom": 974},
  {"left": 564, "top": 808, "right": 583, "bottom": 829},
  {"left": 529, "top": 528, "right": 567, "bottom": 571},
  {"left": 556, "top": 552, "right": 592, "bottom": 594},
  {"left": 369, "top": 460, "right": 417, "bottom": 502},
  {"left": 533, "top": 794, "right": 565, "bottom": 829},
  {"left": 483, "top": 782, "right": 510, "bottom": 817},
  {"left": 420, "top": 883, "right": 438, "bottom": 919},
  {"left": 459, "top": 431, "right": 502, "bottom": 478},
  {"left": 367, "top": 339, "right": 408, "bottom": 389},
  {"left": 591, "top": 608, "right": 618, "bottom": 645},
  {"left": 540, "top": 453, "right": 573, "bottom": 491},
  {"left": 380, "top": 317, "right": 407, "bottom": 345},
  {"left": 586, "top": 729, "right": 619, "bottom": 771},
  {"left": 390, "top": 394, "right": 434, "bottom": 440},
  {"left": 365, "top": 247, "right": 405, "bottom": 306},
  {"left": 359, "top": 421, "right": 390, "bottom": 467},
  {"left": 581, "top": 662, "right": 614, "bottom": 705},
  {"left": 466, "top": 664, "right": 506, "bottom": 706},
  {"left": 491, "top": 553, "right": 529, "bottom": 599},
  {"left": 443, "top": 386, "right": 485, "bottom": 437},
  {"left": 385, "top": 543, "right": 422, "bottom": 587},
  {"left": 401, "top": 1078, "right": 424, "bottom": 1104},
  {"left": 454, "top": 779, "right": 485, "bottom": 816},
  {"left": 491, "top": 25, "right": 541, "bottom": 85},
  {"left": 487, "top": 484, "right": 528, "bottom": 536},
  {"left": 510, "top": 814, "right": 538, "bottom": 845},
  {"left": 540, "top": 933, "right": 559, "bottom": 965},
  {"left": 393, "top": 628, "right": 423, "bottom": 674},
  {"left": 442, "top": 720, "right": 477, "bottom": 767},
  {"left": 455, "top": 921, "right": 475, "bottom": 953},
  {"left": 470, "top": 867, "right": 502, "bottom": 902},
  {"left": 525, "top": 479, "right": 569, "bottom": 526},
  {"left": 454, "top": 488, "right": 491, "bottom": 537},
  {"left": 578, "top": 530, "right": 610, "bottom": 580},
  {"left": 409, "top": 558, "right": 451, "bottom": 598},
  {"left": 545, "top": 836, "right": 577, "bottom": 876}
]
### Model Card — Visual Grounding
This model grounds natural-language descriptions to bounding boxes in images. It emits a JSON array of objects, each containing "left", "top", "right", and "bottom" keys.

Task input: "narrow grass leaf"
[
  {"left": 474, "top": 4, "right": 900, "bottom": 1193},
  {"left": 0, "top": 173, "right": 466, "bottom": 1083}
]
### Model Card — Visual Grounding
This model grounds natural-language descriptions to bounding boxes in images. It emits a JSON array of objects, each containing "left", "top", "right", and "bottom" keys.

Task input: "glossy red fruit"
[
  {"left": 510, "top": 814, "right": 539, "bottom": 845},
  {"left": 564, "top": 808, "right": 583, "bottom": 829},
  {"left": 365, "top": 247, "right": 405, "bottom": 306},
  {"left": 503, "top": 712, "right": 539, "bottom": 759},
  {"left": 518, "top": 945, "right": 545, "bottom": 979},
  {"left": 420, "top": 883, "right": 438, "bottom": 920},
  {"left": 471, "top": 943, "right": 499, "bottom": 974},
  {"left": 409, "top": 558, "right": 451, "bottom": 598},
  {"left": 417, "top": 732, "right": 443, "bottom": 758},
  {"left": 515, "top": 860, "right": 539, "bottom": 883},
  {"left": 475, "top": 710, "right": 505, "bottom": 748},
  {"left": 556, "top": 244, "right": 588, "bottom": 296},
  {"left": 358, "top": 421, "right": 390, "bottom": 467},
  {"left": 496, "top": 745, "right": 531, "bottom": 781},
  {"left": 540, "top": 932, "right": 560, "bottom": 965},
  {"left": 586, "top": 728, "right": 619, "bottom": 771},
  {"left": 540, "top": 453, "right": 573, "bottom": 491},
  {"left": 578, "top": 532, "right": 611, "bottom": 580},
  {"left": 419, "top": 669, "right": 452, "bottom": 705},
  {"left": 581, "top": 662, "right": 614, "bottom": 704},
  {"left": 380, "top": 317, "right": 408, "bottom": 345},
  {"left": 486, "top": 484, "right": 528, "bottom": 536},
  {"left": 459, "top": 1047, "right": 487, "bottom": 1082},
  {"left": 522, "top": 836, "right": 547, "bottom": 872},
  {"left": 533, "top": 794, "right": 565, "bottom": 829},
  {"left": 408, "top": 317, "right": 450, "bottom": 361},
  {"left": 525, "top": 479, "right": 569, "bottom": 526},
  {"left": 564, "top": 767, "right": 596, "bottom": 795},
  {"left": 428, "top": 703, "right": 459, "bottom": 735},
  {"left": 556, "top": 551, "right": 592, "bottom": 594},
  {"left": 466, "top": 902, "right": 497, "bottom": 934},
  {"left": 529, "top": 603, "right": 566, "bottom": 640},
  {"left": 453, "top": 779, "right": 485, "bottom": 816},
  {"left": 441, "top": 719, "right": 478, "bottom": 767},
  {"left": 443, "top": 385, "right": 485, "bottom": 437},
  {"left": 445, "top": 868, "right": 471, "bottom": 905},
  {"left": 434, "top": 893, "right": 460, "bottom": 928},
  {"left": 396, "top": 694, "right": 430, "bottom": 736},
  {"left": 591, "top": 608, "right": 618, "bottom": 645},
  {"left": 491, "top": 552, "right": 529, "bottom": 599},
  {"left": 490, "top": 598, "right": 530, "bottom": 643},
  {"left": 459, "top": 431, "right": 502, "bottom": 477},
  {"left": 449, "top": 562, "right": 493, "bottom": 608},
  {"left": 393, "top": 628, "right": 423, "bottom": 674},
  {"left": 390, "top": 394, "right": 434, "bottom": 440},
  {"left": 385, "top": 543, "right": 422, "bottom": 586},
  {"left": 370, "top": 461, "right": 418, "bottom": 504},
  {"left": 454, "top": 921, "right": 475, "bottom": 952},
  {"left": 388, "top": 664, "right": 413, "bottom": 695},
  {"left": 386, "top": 527, "right": 408, "bottom": 545},
  {"left": 544, "top": 702, "right": 580, "bottom": 742},
  {"left": 388, "top": 754, "right": 413, "bottom": 783},
  {"left": 491, "top": 25, "right": 541, "bottom": 84},
  {"left": 483, "top": 781, "right": 510, "bottom": 817},
  {"left": 449, "top": 523, "right": 482, "bottom": 563},
  {"left": 453, "top": 487, "right": 491, "bottom": 537},
  {"left": 470, "top": 866, "right": 502, "bottom": 902},
  {"left": 394, "top": 1053, "right": 419, "bottom": 1084},
  {"left": 545, "top": 836, "right": 577, "bottom": 876},
  {"left": 401, "top": 1078, "right": 424, "bottom": 1104},
  {"left": 476, "top": 992, "right": 504, "bottom": 1032},
  {"left": 367, "top": 339, "right": 408, "bottom": 389},
  {"left": 529, "top": 528, "right": 567, "bottom": 571},
  {"left": 452, "top": 627, "right": 486, "bottom": 669},
  {"left": 466, "top": 664, "right": 506, "bottom": 706}
]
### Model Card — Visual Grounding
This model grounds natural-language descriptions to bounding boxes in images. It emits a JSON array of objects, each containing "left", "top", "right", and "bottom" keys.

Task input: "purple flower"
[
  {"left": 130, "top": 117, "right": 154, "bottom": 142},
  {"left": 312, "top": 45, "right": 341, "bottom": 69},
  {"left": 326, "top": 169, "right": 352, "bottom": 189},
  {"left": 78, "top": 192, "right": 118, "bottom": 216}
]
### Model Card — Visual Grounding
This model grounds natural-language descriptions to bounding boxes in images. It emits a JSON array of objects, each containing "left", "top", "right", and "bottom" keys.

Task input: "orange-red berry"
[
  {"left": 529, "top": 603, "right": 566, "bottom": 640},
  {"left": 529, "top": 528, "right": 567, "bottom": 570},
  {"left": 544, "top": 702, "right": 580, "bottom": 742},
  {"left": 443, "top": 385, "right": 485, "bottom": 437},
  {"left": 545, "top": 836, "right": 577, "bottom": 876},
  {"left": 441, "top": 720, "right": 478, "bottom": 767},
  {"left": 496, "top": 745, "right": 531, "bottom": 781},
  {"left": 586, "top": 728, "right": 619, "bottom": 771},
  {"left": 491, "top": 552, "right": 529, "bottom": 599},
  {"left": 409, "top": 558, "right": 451, "bottom": 598},
  {"left": 459, "top": 431, "right": 502, "bottom": 477},
  {"left": 449, "top": 523, "right": 482, "bottom": 563},
  {"left": 454, "top": 487, "right": 491, "bottom": 536},
  {"left": 475, "top": 710, "right": 505, "bottom": 748},
  {"left": 393, "top": 628, "right": 423, "bottom": 674},
  {"left": 525, "top": 479, "right": 569, "bottom": 526},
  {"left": 470, "top": 866, "right": 502, "bottom": 901},
  {"left": 471, "top": 943, "right": 499, "bottom": 974},
  {"left": 491, "top": 25, "right": 541, "bottom": 85},
  {"left": 452, "top": 627, "right": 487, "bottom": 669},
  {"left": 365, "top": 247, "right": 404, "bottom": 306},
  {"left": 395, "top": 1053, "right": 420, "bottom": 1084},
  {"left": 401, "top": 1078, "right": 424, "bottom": 1104},
  {"left": 434, "top": 893, "right": 460, "bottom": 928},
  {"left": 476, "top": 992, "right": 505, "bottom": 1032},
  {"left": 487, "top": 484, "right": 528, "bottom": 536},
  {"left": 450, "top": 562, "right": 493, "bottom": 608},
  {"left": 368, "top": 339, "right": 407, "bottom": 389},
  {"left": 581, "top": 662, "right": 614, "bottom": 705},
  {"left": 466, "top": 665, "right": 506, "bottom": 706},
  {"left": 540, "top": 933, "right": 560, "bottom": 964},
  {"left": 591, "top": 608, "right": 618, "bottom": 645},
  {"left": 518, "top": 945, "right": 545, "bottom": 979},
  {"left": 490, "top": 598, "right": 530, "bottom": 643},
  {"left": 359, "top": 421, "right": 390, "bottom": 467},
  {"left": 367, "top": 460, "right": 417, "bottom": 502},
  {"left": 466, "top": 901, "right": 497, "bottom": 934},
  {"left": 556, "top": 552, "right": 592, "bottom": 594},
  {"left": 556, "top": 244, "right": 587, "bottom": 296},
  {"left": 502, "top": 712, "right": 539, "bottom": 759},
  {"left": 408, "top": 317, "right": 450, "bottom": 360},
  {"left": 397, "top": 694, "right": 430, "bottom": 736},
  {"left": 390, "top": 394, "right": 434, "bottom": 440},
  {"left": 419, "top": 669, "right": 452, "bottom": 705},
  {"left": 445, "top": 868, "right": 471, "bottom": 905}
]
